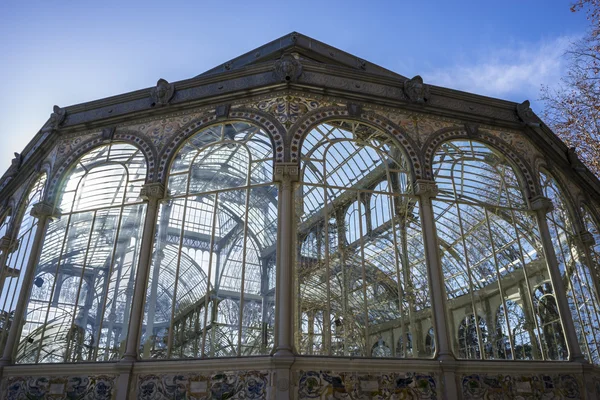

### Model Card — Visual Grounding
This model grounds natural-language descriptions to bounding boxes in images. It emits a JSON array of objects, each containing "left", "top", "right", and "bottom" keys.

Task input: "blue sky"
[{"left": 0, "top": 1, "right": 589, "bottom": 171}]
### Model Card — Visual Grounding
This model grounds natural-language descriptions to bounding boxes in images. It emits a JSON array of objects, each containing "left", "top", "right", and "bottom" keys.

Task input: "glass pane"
[
  {"left": 296, "top": 121, "right": 431, "bottom": 358},
  {"left": 433, "top": 140, "right": 561, "bottom": 361},
  {"left": 16, "top": 144, "right": 146, "bottom": 364},
  {"left": 141, "top": 122, "right": 277, "bottom": 359}
]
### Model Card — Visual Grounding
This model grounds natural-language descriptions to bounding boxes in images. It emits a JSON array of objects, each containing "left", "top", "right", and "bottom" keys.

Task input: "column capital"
[
  {"left": 273, "top": 163, "right": 300, "bottom": 183},
  {"left": 140, "top": 182, "right": 166, "bottom": 201},
  {"left": 529, "top": 195, "right": 554, "bottom": 214},
  {"left": 0, "top": 235, "right": 18, "bottom": 254},
  {"left": 577, "top": 231, "right": 596, "bottom": 247},
  {"left": 30, "top": 201, "right": 60, "bottom": 219},
  {"left": 413, "top": 179, "right": 438, "bottom": 198}
]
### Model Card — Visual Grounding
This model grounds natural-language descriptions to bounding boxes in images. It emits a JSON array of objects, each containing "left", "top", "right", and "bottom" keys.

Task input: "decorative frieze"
[
  {"left": 4, "top": 375, "right": 115, "bottom": 400},
  {"left": 140, "top": 182, "right": 166, "bottom": 201},
  {"left": 137, "top": 371, "right": 270, "bottom": 400},
  {"left": 298, "top": 370, "right": 438, "bottom": 400},
  {"left": 255, "top": 95, "right": 320, "bottom": 127},
  {"left": 462, "top": 373, "right": 581, "bottom": 399}
]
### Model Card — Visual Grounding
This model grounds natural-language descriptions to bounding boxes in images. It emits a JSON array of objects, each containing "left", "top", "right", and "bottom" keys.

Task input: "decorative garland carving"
[{"left": 255, "top": 96, "right": 320, "bottom": 128}]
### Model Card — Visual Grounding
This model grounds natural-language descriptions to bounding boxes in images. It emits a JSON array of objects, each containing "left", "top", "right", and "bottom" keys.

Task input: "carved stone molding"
[
  {"left": 273, "top": 54, "right": 303, "bottom": 82},
  {"left": 464, "top": 122, "right": 480, "bottom": 137},
  {"left": 150, "top": 79, "right": 175, "bottom": 107},
  {"left": 49, "top": 105, "right": 67, "bottom": 129},
  {"left": 530, "top": 195, "right": 554, "bottom": 214},
  {"left": 404, "top": 75, "right": 430, "bottom": 103},
  {"left": 413, "top": 179, "right": 438, "bottom": 198},
  {"left": 30, "top": 201, "right": 60, "bottom": 219},
  {"left": 276, "top": 377, "right": 290, "bottom": 392},
  {"left": 347, "top": 103, "right": 362, "bottom": 117},
  {"left": 273, "top": 163, "right": 300, "bottom": 189},
  {"left": 215, "top": 104, "right": 231, "bottom": 119},
  {"left": 516, "top": 100, "right": 541, "bottom": 126},
  {"left": 101, "top": 127, "right": 116, "bottom": 141},
  {"left": 140, "top": 182, "right": 166, "bottom": 201}
]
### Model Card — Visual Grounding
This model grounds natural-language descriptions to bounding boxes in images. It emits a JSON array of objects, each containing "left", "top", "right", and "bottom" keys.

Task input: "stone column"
[
  {"left": 272, "top": 163, "right": 298, "bottom": 400},
  {"left": 121, "top": 182, "right": 165, "bottom": 361},
  {"left": 530, "top": 195, "right": 585, "bottom": 362},
  {"left": 116, "top": 182, "right": 164, "bottom": 400},
  {"left": 414, "top": 180, "right": 453, "bottom": 360},
  {"left": 414, "top": 180, "right": 458, "bottom": 399},
  {"left": 0, "top": 201, "right": 58, "bottom": 367}
]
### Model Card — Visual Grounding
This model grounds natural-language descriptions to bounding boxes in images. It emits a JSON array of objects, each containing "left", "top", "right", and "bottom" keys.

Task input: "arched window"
[
  {"left": 15, "top": 144, "right": 147, "bottom": 363},
  {"left": 425, "top": 326, "right": 435, "bottom": 357},
  {"left": 533, "top": 282, "right": 567, "bottom": 360},
  {"left": 458, "top": 314, "right": 488, "bottom": 359},
  {"left": 141, "top": 122, "right": 277, "bottom": 359},
  {"left": 396, "top": 332, "right": 413, "bottom": 357},
  {"left": 296, "top": 120, "right": 431, "bottom": 358},
  {"left": 371, "top": 338, "right": 392, "bottom": 357},
  {"left": 541, "top": 171, "right": 600, "bottom": 364},
  {"left": 0, "top": 175, "right": 45, "bottom": 353},
  {"left": 495, "top": 300, "right": 532, "bottom": 360},
  {"left": 432, "top": 139, "right": 559, "bottom": 360}
]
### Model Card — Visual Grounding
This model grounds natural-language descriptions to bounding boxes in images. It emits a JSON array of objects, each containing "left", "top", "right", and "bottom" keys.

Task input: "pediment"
[{"left": 197, "top": 32, "right": 406, "bottom": 80}]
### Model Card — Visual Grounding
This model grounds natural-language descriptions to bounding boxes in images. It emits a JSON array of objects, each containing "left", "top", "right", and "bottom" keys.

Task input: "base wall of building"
[{"left": 2, "top": 357, "right": 600, "bottom": 399}]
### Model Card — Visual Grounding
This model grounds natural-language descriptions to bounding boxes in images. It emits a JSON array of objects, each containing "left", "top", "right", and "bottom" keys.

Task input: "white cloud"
[{"left": 425, "top": 35, "right": 577, "bottom": 102}]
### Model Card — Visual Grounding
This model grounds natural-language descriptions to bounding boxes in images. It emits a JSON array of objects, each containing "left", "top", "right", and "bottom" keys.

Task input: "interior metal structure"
[{"left": 0, "top": 33, "right": 599, "bottom": 399}]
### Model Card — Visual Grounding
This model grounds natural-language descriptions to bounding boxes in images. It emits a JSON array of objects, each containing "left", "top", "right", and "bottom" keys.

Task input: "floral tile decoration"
[
  {"left": 297, "top": 370, "right": 438, "bottom": 399},
  {"left": 137, "top": 370, "right": 270, "bottom": 400},
  {"left": 4, "top": 375, "right": 115, "bottom": 400},
  {"left": 461, "top": 373, "right": 581, "bottom": 399}
]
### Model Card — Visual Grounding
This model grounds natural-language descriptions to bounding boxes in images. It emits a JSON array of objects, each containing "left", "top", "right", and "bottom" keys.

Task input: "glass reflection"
[{"left": 141, "top": 122, "right": 277, "bottom": 359}]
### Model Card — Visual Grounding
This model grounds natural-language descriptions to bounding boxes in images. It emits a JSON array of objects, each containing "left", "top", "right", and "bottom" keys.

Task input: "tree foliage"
[{"left": 541, "top": 0, "right": 600, "bottom": 177}]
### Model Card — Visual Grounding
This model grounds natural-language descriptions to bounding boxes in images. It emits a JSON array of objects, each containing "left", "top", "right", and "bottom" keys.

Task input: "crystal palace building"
[{"left": 0, "top": 33, "right": 599, "bottom": 399}]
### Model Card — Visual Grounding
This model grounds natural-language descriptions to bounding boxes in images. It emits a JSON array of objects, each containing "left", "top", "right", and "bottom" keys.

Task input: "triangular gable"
[{"left": 197, "top": 32, "right": 406, "bottom": 80}]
